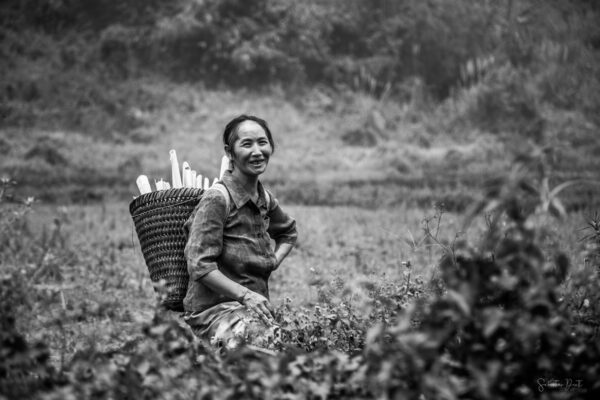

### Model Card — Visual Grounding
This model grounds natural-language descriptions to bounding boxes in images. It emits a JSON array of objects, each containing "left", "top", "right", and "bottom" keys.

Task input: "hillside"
[{"left": 1, "top": 0, "right": 599, "bottom": 209}]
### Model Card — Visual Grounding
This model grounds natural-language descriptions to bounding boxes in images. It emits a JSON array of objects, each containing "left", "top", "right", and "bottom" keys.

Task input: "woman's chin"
[
  {"left": 250, "top": 164, "right": 268, "bottom": 175},
  {"left": 242, "top": 167, "right": 266, "bottom": 177}
]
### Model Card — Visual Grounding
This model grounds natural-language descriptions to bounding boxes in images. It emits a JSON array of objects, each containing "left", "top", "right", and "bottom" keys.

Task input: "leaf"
[
  {"left": 149, "top": 324, "right": 169, "bottom": 336},
  {"left": 136, "top": 360, "right": 152, "bottom": 376},
  {"left": 482, "top": 308, "right": 503, "bottom": 338},
  {"left": 32, "top": 283, "right": 76, "bottom": 291},
  {"left": 493, "top": 272, "right": 519, "bottom": 291},
  {"left": 403, "top": 229, "right": 418, "bottom": 248},
  {"left": 553, "top": 253, "right": 569, "bottom": 283},
  {"left": 446, "top": 290, "right": 471, "bottom": 317},
  {"left": 519, "top": 179, "right": 539, "bottom": 195},
  {"left": 366, "top": 324, "right": 383, "bottom": 346},
  {"left": 548, "top": 179, "right": 586, "bottom": 198},
  {"left": 548, "top": 198, "right": 566, "bottom": 219}
]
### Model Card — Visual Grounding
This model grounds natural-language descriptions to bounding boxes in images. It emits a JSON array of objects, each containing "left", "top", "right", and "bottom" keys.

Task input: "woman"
[{"left": 182, "top": 115, "right": 297, "bottom": 350}]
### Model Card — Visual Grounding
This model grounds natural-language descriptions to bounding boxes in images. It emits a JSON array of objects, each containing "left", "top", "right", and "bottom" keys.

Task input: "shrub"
[
  {"left": 0, "top": 183, "right": 56, "bottom": 399},
  {"left": 456, "top": 64, "right": 544, "bottom": 140},
  {"left": 362, "top": 161, "right": 600, "bottom": 399}
]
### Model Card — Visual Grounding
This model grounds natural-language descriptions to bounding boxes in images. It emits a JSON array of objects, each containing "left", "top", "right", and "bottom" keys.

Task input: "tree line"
[{"left": 3, "top": 0, "right": 598, "bottom": 101}]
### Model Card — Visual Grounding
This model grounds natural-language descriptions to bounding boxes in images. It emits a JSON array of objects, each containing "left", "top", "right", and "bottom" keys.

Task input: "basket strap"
[
  {"left": 209, "top": 182, "right": 270, "bottom": 217},
  {"left": 263, "top": 186, "right": 271, "bottom": 212},
  {"left": 210, "top": 183, "right": 231, "bottom": 220}
]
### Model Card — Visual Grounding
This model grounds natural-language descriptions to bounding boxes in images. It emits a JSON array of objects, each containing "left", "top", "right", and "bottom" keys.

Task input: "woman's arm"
[
  {"left": 266, "top": 192, "right": 298, "bottom": 259},
  {"left": 273, "top": 242, "right": 294, "bottom": 270},
  {"left": 184, "top": 190, "right": 226, "bottom": 281},
  {"left": 200, "top": 270, "right": 246, "bottom": 301},
  {"left": 202, "top": 270, "right": 275, "bottom": 323}
]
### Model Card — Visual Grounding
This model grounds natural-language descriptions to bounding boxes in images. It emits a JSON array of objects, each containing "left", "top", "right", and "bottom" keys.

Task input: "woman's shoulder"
[
  {"left": 262, "top": 187, "right": 283, "bottom": 213},
  {"left": 200, "top": 185, "right": 230, "bottom": 210},
  {"left": 258, "top": 183, "right": 273, "bottom": 206},
  {"left": 185, "top": 186, "right": 229, "bottom": 229}
]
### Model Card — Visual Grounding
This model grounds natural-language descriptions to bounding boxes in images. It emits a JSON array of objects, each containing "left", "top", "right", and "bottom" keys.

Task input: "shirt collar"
[{"left": 221, "top": 171, "right": 267, "bottom": 209}]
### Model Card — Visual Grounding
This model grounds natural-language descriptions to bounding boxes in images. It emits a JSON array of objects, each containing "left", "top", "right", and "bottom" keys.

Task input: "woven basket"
[{"left": 129, "top": 187, "right": 203, "bottom": 311}]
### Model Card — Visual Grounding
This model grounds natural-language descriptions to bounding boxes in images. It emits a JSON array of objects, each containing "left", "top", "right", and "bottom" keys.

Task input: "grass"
[
  {"left": 3, "top": 69, "right": 599, "bottom": 211},
  {"left": 14, "top": 196, "right": 592, "bottom": 370},
  {"left": 2, "top": 71, "right": 598, "bottom": 379},
  {"left": 0, "top": 84, "right": 533, "bottom": 197},
  {"left": 18, "top": 201, "right": 440, "bottom": 365}
]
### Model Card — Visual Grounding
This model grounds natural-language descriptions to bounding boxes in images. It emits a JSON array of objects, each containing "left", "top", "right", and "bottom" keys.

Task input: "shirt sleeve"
[
  {"left": 184, "top": 189, "right": 228, "bottom": 282},
  {"left": 266, "top": 191, "right": 298, "bottom": 245}
]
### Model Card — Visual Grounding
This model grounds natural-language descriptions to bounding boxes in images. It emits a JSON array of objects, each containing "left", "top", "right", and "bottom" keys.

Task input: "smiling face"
[{"left": 226, "top": 120, "right": 273, "bottom": 177}]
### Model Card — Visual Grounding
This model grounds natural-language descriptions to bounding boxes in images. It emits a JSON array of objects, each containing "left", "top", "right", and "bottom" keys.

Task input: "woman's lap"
[{"left": 183, "top": 301, "right": 279, "bottom": 350}]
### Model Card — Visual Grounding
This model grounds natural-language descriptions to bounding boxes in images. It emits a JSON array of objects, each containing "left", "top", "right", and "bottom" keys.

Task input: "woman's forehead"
[{"left": 236, "top": 120, "right": 267, "bottom": 138}]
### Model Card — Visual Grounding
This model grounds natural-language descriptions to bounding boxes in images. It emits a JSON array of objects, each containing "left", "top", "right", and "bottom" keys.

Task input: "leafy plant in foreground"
[
  {"left": 363, "top": 161, "right": 600, "bottom": 399},
  {"left": 0, "top": 187, "right": 56, "bottom": 399}
]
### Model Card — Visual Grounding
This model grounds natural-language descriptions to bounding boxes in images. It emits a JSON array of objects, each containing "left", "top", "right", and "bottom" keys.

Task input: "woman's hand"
[
  {"left": 240, "top": 289, "right": 275, "bottom": 325},
  {"left": 200, "top": 271, "right": 276, "bottom": 324}
]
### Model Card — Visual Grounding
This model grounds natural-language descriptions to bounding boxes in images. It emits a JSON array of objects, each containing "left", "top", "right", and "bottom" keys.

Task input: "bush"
[
  {"left": 0, "top": 184, "right": 56, "bottom": 399},
  {"left": 455, "top": 64, "right": 544, "bottom": 140},
  {"left": 362, "top": 161, "right": 600, "bottom": 399}
]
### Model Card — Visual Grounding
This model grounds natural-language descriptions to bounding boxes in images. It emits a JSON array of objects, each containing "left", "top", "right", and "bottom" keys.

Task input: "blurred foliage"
[{"left": 2, "top": 0, "right": 599, "bottom": 98}]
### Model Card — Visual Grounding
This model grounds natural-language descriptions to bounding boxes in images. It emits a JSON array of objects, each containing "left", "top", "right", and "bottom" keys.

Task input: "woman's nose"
[{"left": 250, "top": 143, "right": 262, "bottom": 154}]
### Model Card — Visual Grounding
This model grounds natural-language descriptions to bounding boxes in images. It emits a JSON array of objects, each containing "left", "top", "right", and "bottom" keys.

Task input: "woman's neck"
[{"left": 231, "top": 169, "right": 259, "bottom": 196}]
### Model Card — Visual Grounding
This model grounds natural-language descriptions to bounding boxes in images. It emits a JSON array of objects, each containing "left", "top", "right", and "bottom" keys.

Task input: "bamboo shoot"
[
  {"left": 136, "top": 175, "right": 152, "bottom": 195},
  {"left": 219, "top": 155, "right": 230, "bottom": 179},
  {"left": 182, "top": 161, "right": 193, "bottom": 187},
  {"left": 169, "top": 150, "right": 183, "bottom": 188},
  {"left": 190, "top": 170, "right": 197, "bottom": 188},
  {"left": 155, "top": 179, "right": 169, "bottom": 191}
]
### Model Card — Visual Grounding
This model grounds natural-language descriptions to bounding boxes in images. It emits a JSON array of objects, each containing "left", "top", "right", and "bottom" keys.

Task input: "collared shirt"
[{"left": 183, "top": 171, "right": 297, "bottom": 312}]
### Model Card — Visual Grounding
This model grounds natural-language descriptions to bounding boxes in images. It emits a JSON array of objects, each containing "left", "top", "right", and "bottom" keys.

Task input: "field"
[
  {"left": 3, "top": 186, "right": 600, "bottom": 398},
  {"left": 2, "top": 0, "right": 600, "bottom": 398},
  {"left": 3, "top": 83, "right": 600, "bottom": 399}
]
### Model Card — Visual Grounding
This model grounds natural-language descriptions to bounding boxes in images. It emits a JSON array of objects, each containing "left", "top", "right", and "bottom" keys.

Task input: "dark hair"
[{"left": 223, "top": 115, "right": 275, "bottom": 153}]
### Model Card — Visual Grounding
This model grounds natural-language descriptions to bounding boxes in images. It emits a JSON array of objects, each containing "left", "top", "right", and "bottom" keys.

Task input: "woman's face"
[{"left": 228, "top": 120, "right": 272, "bottom": 177}]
